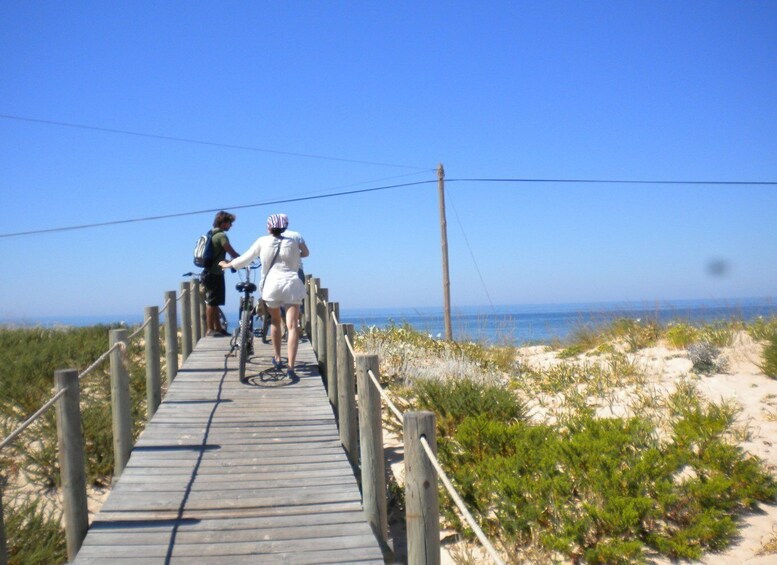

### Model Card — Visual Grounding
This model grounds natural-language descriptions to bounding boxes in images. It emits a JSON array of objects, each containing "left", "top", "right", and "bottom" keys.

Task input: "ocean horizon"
[{"left": 3, "top": 296, "right": 776, "bottom": 345}]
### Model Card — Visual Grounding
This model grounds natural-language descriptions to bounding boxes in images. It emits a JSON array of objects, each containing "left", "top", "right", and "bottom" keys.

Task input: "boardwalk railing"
[
  {"left": 1, "top": 274, "right": 505, "bottom": 564},
  {"left": 305, "top": 275, "right": 505, "bottom": 565},
  {"left": 0, "top": 279, "right": 205, "bottom": 563}
]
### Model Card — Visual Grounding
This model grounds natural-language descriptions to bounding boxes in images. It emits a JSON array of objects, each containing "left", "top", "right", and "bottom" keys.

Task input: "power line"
[
  {"left": 0, "top": 113, "right": 431, "bottom": 171},
  {"left": 0, "top": 180, "right": 436, "bottom": 239},
  {"left": 448, "top": 177, "right": 777, "bottom": 186}
]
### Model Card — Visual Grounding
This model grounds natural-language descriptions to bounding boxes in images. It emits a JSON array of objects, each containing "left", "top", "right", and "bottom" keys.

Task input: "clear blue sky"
[{"left": 2, "top": 1, "right": 776, "bottom": 321}]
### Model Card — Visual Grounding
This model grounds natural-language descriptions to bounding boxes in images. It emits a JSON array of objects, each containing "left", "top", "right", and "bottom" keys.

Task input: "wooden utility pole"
[{"left": 437, "top": 163, "right": 453, "bottom": 340}]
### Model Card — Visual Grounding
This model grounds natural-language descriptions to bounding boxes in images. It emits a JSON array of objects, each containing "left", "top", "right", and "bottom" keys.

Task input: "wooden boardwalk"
[{"left": 73, "top": 334, "right": 385, "bottom": 564}]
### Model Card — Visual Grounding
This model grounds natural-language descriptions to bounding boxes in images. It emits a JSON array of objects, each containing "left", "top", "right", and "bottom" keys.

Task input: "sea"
[{"left": 10, "top": 296, "right": 777, "bottom": 345}]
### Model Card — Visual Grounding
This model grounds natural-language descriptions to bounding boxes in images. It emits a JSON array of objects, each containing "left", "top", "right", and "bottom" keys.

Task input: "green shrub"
[
  {"left": 747, "top": 316, "right": 777, "bottom": 341},
  {"left": 665, "top": 322, "right": 699, "bottom": 349},
  {"left": 760, "top": 334, "right": 777, "bottom": 379},
  {"left": 4, "top": 493, "right": 66, "bottom": 565}
]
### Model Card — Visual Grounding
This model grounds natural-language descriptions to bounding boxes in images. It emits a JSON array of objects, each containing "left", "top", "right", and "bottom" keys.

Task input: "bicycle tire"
[
  {"left": 238, "top": 308, "right": 252, "bottom": 382},
  {"left": 261, "top": 314, "right": 271, "bottom": 344}
]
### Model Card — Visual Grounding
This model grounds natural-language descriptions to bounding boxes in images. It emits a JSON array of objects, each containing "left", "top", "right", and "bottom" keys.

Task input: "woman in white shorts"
[{"left": 221, "top": 213, "right": 309, "bottom": 378}]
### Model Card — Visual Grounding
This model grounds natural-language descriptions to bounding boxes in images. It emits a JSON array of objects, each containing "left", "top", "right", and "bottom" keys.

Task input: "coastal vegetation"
[
  {"left": 1, "top": 314, "right": 776, "bottom": 564},
  {"left": 357, "top": 315, "right": 777, "bottom": 563},
  {"left": 0, "top": 325, "right": 153, "bottom": 565}
]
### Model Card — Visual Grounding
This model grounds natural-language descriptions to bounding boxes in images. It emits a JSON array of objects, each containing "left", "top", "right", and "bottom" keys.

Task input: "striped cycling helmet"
[{"left": 266, "top": 213, "right": 289, "bottom": 232}]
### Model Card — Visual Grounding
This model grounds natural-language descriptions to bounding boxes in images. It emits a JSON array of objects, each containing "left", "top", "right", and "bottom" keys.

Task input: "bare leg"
[
  {"left": 269, "top": 307, "right": 283, "bottom": 363},
  {"left": 285, "top": 305, "right": 301, "bottom": 370},
  {"left": 206, "top": 305, "right": 217, "bottom": 333}
]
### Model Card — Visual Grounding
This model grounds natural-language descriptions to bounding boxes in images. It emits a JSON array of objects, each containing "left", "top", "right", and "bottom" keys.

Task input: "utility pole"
[{"left": 437, "top": 163, "right": 452, "bottom": 340}]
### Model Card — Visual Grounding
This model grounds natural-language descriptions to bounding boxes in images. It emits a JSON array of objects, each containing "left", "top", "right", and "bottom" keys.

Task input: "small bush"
[
  {"left": 748, "top": 316, "right": 777, "bottom": 341},
  {"left": 688, "top": 342, "right": 728, "bottom": 375},
  {"left": 760, "top": 334, "right": 777, "bottom": 379},
  {"left": 4, "top": 493, "right": 66, "bottom": 565},
  {"left": 665, "top": 322, "right": 699, "bottom": 349}
]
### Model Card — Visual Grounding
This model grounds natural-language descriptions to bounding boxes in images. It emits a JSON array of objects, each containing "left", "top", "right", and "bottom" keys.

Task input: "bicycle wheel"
[
  {"left": 238, "top": 308, "right": 252, "bottom": 382},
  {"left": 260, "top": 314, "right": 270, "bottom": 344}
]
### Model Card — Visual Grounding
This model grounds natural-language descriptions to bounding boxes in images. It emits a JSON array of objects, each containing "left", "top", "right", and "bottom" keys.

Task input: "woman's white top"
[{"left": 231, "top": 230, "right": 306, "bottom": 306}]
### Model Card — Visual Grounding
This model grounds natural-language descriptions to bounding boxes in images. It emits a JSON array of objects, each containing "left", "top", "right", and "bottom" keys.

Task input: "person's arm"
[
  {"left": 299, "top": 241, "right": 310, "bottom": 258},
  {"left": 221, "top": 238, "right": 261, "bottom": 270},
  {"left": 224, "top": 241, "right": 239, "bottom": 259}
]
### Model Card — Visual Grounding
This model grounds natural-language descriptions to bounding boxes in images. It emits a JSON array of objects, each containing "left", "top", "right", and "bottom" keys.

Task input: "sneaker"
[
  {"left": 207, "top": 330, "right": 229, "bottom": 337},
  {"left": 286, "top": 368, "right": 296, "bottom": 379},
  {"left": 272, "top": 357, "right": 283, "bottom": 370}
]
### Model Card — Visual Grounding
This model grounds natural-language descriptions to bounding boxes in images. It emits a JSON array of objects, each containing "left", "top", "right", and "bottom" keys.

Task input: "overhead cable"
[
  {"left": 0, "top": 180, "right": 436, "bottom": 238},
  {"left": 447, "top": 177, "right": 777, "bottom": 186},
  {"left": 0, "top": 113, "right": 431, "bottom": 171}
]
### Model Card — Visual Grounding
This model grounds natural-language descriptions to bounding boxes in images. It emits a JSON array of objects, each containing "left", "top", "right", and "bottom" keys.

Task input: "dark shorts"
[{"left": 202, "top": 272, "right": 226, "bottom": 306}]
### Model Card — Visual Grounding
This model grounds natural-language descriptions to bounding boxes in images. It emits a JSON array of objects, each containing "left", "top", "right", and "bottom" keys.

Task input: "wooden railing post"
[
  {"left": 164, "top": 290, "right": 178, "bottom": 383},
  {"left": 0, "top": 474, "right": 7, "bottom": 565},
  {"left": 310, "top": 278, "right": 320, "bottom": 353},
  {"left": 199, "top": 289, "right": 207, "bottom": 337},
  {"left": 337, "top": 323, "right": 357, "bottom": 465},
  {"left": 355, "top": 353, "right": 388, "bottom": 547},
  {"left": 54, "top": 369, "right": 89, "bottom": 561},
  {"left": 316, "top": 287, "right": 329, "bottom": 378},
  {"left": 145, "top": 306, "right": 161, "bottom": 419},
  {"left": 304, "top": 274, "right": 313, "bottom": 337},
  {"left": 190, "top": 279, "right": 202, "bottom": 343},
  {"left": 180, "top": 281, "right": 192, "bottom": 362},
  {"left": 326, "top": 301, "right": 339, "bottom": 409},
  {"left": 404, "top": 411, "right": 440, "bottom": 564},
  {"left": 109, "top": 329, "right": 132, "bottom": 478}
]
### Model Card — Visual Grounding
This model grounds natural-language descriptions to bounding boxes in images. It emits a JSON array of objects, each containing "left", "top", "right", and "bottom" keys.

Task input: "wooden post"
[
  {"left": 164, "top": 290, "right": 179, "bottom": 383},
  {"left": 337, "top": 323, "right": 358, "bottom": 466},
  {"left": 404, "top": 411, "right": 440, "bottom": 565},
  {"left": 326, "top": 301, "right": 339, "bottom": 409},
  {"left": 109, "top": 329, "right": 132, "bottom": 478},
  {"left": 145, "top": 306, "right": 161, "bottom": 419},
  {"left": 190, "top": 279, "right": 202, "bottom": 344},
  {"left": 355, "top": 354, "right": 388, "bottom": 546},
  {"left": 54, "top": 369, "right": 89, "bottom": 561},
  {"left": 180, "top": 281, "right": 192, "bottom": 362},
  {"left": 199, "top": 290, "right": 207, "bottom": 337},
  {"left": 310, "top": 277, "right": 319, "bottom": 352},
  {"left": 0, "top": 474, "right": 6, "bottom": 564},
  {"left": 437, "top": 163, "right": 453, "bottom": 341},
  {"left": 316, "top": 287, "right": 329, "bottom": 378},
  {"left": 304, "top": 274, "right": 313, "bottom": 338}
]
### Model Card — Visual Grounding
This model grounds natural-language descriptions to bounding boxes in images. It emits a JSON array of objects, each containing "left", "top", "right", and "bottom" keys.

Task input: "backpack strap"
[{"left": 260, "top": 236, "right": 283, "bottom": 293}]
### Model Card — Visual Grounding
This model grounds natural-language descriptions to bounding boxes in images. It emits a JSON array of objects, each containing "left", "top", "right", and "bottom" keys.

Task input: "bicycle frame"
[{"left": 231, "top": 262, "right": 261, "bottom": 382}]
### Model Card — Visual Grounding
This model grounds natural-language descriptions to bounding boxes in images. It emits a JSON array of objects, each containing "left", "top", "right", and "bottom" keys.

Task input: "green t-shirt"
[{"left": 207, "top": 229, "right": 229, "bottom": 274}]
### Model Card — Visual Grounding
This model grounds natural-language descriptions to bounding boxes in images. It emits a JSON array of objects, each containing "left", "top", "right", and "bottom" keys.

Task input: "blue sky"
[{"left": 2, "top": 1, "right": 776, "bottom": 321}]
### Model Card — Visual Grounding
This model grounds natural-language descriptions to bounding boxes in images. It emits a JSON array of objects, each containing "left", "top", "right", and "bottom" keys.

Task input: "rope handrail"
[
  {"left": 344, "top": 333, "right": 356, "bottom": 357},
  {"left": 177, "top": 287, "right": 189, "bottom": 301},
  {"left": 128, "top": 314, "right": 153, "bottom": 340},
  {"left": 420, "top": 436, "right": 506, "bottom": 565},
  {"left": 366, "top": 368, "right": 404, "bottom": 426},
  {"left": 0, "top": 388, "right": 67, "bottom": 450},
  {"left": 158, "top": 296, "right": 172, "bottom": 315},
  {"left": 0, "top": 287, "right": 175, "bottom": 451},
  {"left": 0, "top": 341, "right": 124, "bottom": 451}
]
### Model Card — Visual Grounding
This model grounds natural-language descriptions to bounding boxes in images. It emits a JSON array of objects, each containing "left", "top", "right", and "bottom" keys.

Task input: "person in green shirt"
[{"left": 203, "top": 211, "right": 239, "bottom": 336}]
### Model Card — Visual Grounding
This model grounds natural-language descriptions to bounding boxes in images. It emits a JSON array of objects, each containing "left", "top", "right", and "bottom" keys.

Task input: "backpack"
[{"left": 193, "top": 230, "right": 215, "bottom": 268}]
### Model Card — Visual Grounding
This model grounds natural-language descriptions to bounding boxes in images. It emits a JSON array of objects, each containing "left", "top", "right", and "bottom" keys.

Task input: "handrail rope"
[
  {"left": 420, "top": 436, "right": 506, "bottom": 565},
  {"left": 158, "top": 296, "right": 172, "bottom": 315},
  {"left": 128, "top": 314, "right": 153, "bottom": 340},
  {"left": 0, "top": 340, "right": 125, "bottom": 450},
  {"left": 366, "top": 368, "right": 404, "bottom": 426},
  {"left": 78, "top": 342, "right": 123, "bottom": 381},
  {"left": 344, "top": 333, "right": 356, "bottom": 357},
  {"left": 177, "top": 287, "right": 189, "bottom": 301},
  {"left": 331, "top": 309, "right": 339, "bottom": 326},
  {"left": 0, "top": 388, "right": 67, "bottom": 450}
]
